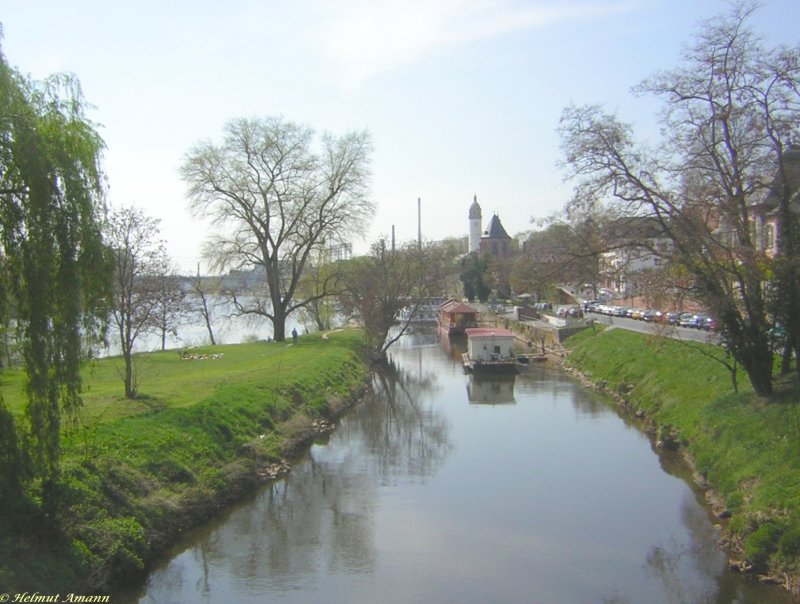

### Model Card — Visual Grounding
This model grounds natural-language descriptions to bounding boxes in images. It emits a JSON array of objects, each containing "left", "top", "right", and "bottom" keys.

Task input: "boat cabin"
[
  {"left": 438, "top": 300, "right": 479, "bottom": 335},
  {"left": 465, "top": 327, "right": 515, "bottom": 362}
]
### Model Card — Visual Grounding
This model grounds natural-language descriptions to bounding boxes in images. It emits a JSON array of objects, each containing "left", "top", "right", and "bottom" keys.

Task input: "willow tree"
[
  {"left": 0, "top": 41, "right": 111, "bottom": 485},
  {"left": 181, "top": 117, "right": 373, "bottom": 342}
]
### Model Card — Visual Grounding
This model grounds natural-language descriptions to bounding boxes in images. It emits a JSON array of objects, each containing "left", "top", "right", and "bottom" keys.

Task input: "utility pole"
[{"left": 417, "top": 197, "right": 422, "bottom": 249}]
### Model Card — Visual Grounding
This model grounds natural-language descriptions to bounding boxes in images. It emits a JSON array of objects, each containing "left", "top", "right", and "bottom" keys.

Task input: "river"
[
  {"left": 98, "top": 295, "right": 306, "bottom": 356},
  {"left": 117, "top": 330, "right": 796, "bottom": 603}
]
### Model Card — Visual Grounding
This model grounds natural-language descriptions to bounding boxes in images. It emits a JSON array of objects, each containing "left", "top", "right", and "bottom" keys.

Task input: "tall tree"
[
  {"left": 0, "top": 41, "right": 111, "bottom": 484},
  {"left": 105, "top": 206, "right": 171, "bottom": 399},
  {"left": 181, "top": 117, "right": 374, "bottom": 341},
  {"left": 558, "top": 1, "right": 799, "bottom": 395},
  {"left": 460, "top": 253, "right": 490, "bottom": 302}
]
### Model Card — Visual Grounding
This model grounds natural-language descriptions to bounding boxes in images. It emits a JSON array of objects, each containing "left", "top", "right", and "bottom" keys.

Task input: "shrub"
[
  {"left": 743, "top": 522, "right": 782, "bottom": 572},
  {"left": 778, "top": 522, "right": 800, "bottom": 565},
  {"left": 78, "top": 516, "right": 147, "bottom": 587}
]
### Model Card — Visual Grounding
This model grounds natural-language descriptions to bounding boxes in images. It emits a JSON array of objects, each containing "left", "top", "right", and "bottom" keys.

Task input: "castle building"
[{"left": 468, "top": 196, "right": 513, "bottom": 258}]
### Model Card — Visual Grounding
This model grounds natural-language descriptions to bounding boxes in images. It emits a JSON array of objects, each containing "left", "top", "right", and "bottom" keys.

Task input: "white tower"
[{"left": 468, "top": 195, "right": 482, "bottom": 253}]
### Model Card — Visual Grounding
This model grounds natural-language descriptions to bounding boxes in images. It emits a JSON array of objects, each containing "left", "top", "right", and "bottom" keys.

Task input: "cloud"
[{"left": 311, "top": 0, "right": 640, "bottom": 87}]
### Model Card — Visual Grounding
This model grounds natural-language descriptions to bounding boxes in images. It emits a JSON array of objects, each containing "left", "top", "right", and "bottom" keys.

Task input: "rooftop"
[{"left": 483, "top": 214, "right": 511, "bottom": 239}]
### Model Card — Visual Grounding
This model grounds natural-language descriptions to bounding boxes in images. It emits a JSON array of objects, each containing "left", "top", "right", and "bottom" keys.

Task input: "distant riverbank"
[
  {"left": 562, "top": 326, "right": 800, "bottom": 597},
  {"left": 0, "top": 330, "right": 370, "bottom": 593}
]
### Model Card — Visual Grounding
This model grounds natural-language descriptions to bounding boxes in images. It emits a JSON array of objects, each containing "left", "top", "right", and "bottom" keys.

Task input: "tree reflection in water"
[
  {"left": 361, "top": 353, "right": 452, "bottom": 482},
  {"left": 131, "top": 346, "right": 452, "bottom": 602}
]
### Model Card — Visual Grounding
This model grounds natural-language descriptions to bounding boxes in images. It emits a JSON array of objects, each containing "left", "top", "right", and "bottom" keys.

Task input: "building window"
[{"left": 766, "top": 224, "right": 775, "bottom": 251}]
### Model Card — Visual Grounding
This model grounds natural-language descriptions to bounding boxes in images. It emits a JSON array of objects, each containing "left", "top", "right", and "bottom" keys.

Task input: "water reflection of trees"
[
  {"left": 518, "top": 366, "right": 611, "bottom": 418},
  {"left": 358, "top": 353, "right": 452, "bottom": 481},
  {"left": 642, "top": 488, "right": 795, "bottom": 604},
  {"left": 138, "top": 347, "right": 452, "bottom": 600}
]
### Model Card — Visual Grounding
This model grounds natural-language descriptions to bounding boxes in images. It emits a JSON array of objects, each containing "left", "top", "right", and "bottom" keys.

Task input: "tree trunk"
[
  {"left": 204, "top": 315, "right": 216, "bottom": 346},
  {"left": 123, "top": 351, "right": 135, "bottom": 399},
  {"left": 740, "top": 352, "right": 773, "bottom": 396},
  {"left": 273, "top": 306, "right": 286, "bottom": 342}
]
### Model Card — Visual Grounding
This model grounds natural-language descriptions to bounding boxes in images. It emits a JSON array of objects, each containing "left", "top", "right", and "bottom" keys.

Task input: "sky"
[{"left": 1, "top": 0, "right": 798, "bottom": 273}]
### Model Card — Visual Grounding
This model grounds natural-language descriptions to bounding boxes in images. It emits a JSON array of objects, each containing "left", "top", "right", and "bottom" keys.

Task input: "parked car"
[
  {"left": 583, "top": 300, "right": 604, "bottom": 313},
  {"left": 642, "top": 309, "right": 662, "bottom": 322},
  {"left": 678, "top": 312, "right": 713, "bottom": 329},
  {"left": 665, "top": 312, "right": 681, "bottom": 325},
  {"left": 697, "top": 314, "right": 716, "bottom": 331}
]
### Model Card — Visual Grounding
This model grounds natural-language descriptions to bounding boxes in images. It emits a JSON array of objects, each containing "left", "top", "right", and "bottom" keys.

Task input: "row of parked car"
[{"left": 584, "top": 302, "right": 716, "bottom": 331}]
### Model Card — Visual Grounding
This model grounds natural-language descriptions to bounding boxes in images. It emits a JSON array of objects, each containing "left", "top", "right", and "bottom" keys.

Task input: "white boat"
[{"left": 462, "top": 327, "right": 517, "bottom": 373}]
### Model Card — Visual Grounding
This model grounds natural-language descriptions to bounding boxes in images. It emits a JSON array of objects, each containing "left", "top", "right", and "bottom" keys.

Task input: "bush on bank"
[
  {"left": 565, "top": 327, "right": 800, "bottom": 586},
  {"left": 0, "top": 330, "right": 369, "bottom": 592}
]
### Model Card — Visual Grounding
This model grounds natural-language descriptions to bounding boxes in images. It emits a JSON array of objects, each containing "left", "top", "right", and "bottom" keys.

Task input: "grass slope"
[
  {"left": 565, "top": 327, "right": 800, "bottom": 583},
  {"left": 0, "top": 330, "right": 369, "bottom": 592}
]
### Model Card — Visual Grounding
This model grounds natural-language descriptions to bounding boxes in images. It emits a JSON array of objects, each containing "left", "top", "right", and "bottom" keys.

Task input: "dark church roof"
[{"left": 483, "top": 214, "right": 511, "bottom": 239}]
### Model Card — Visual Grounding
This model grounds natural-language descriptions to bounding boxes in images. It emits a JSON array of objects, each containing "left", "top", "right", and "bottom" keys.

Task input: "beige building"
[{"left": 749, "top": 145, "right": 800, "bottom": 257}]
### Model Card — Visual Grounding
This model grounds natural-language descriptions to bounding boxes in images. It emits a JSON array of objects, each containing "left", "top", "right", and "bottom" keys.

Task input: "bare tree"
[
  {"left": 105, "top": 206, "right": 171, "bottom": 398},
  {"left": 558, "top": 2, "right": 800, "bottom": 395},
  {"left": 181, "top": 117, "right": 373, "bottom": 342},
  {"left": 339, "top": 240, "right": 439, "bottom": 363},
  {"left": 151, "top": 267, "right": 188, "bottom": 351},
  {"left": 190, "top": 274, "right": 221, "bottom": 346},
  {"left": 512, "top": 220, "right": 602, "bottom": 299}
]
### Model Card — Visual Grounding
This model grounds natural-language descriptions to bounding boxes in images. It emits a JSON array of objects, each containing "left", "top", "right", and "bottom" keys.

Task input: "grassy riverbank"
[
  {"left": 0, "top": 330, "right": 369, "bottom": 592},
  {"left": 564, "top": 327, "right": 800, "bottom": 591}
]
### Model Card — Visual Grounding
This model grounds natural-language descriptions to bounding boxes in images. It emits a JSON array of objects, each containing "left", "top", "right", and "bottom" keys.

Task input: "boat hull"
[{"left": 462, "top": 353, "right": 518, "bottom": 374}]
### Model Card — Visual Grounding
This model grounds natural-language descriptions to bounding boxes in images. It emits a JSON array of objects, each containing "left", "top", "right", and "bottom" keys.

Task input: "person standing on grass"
[{"left": 292, "top": 328, "right": 298, "bottom": 344}]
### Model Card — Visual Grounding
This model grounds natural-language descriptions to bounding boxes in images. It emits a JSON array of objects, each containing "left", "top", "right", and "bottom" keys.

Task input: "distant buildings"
[
  {"left": 467, "top": 195, "right": 515, "bottom": 258},
  {"left": 598, "top": 218, "right": 672, "bottom": 295},
  {"left": 748, "top": 144, "right": 800, "bottom": 258},
  {"left": 599, "top": 148, "right": 800, "bottom": 297},
  {"left": 328, "top": 242, "right": 353, "bottom": 262}
]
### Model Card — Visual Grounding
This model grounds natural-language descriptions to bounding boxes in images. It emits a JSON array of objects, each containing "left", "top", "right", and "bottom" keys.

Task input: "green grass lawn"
[
  {"left": 0, "top": 329, "right": 370, "bottom": 592},
  {"left": 2, "top": 331, "right": 361, "bottom": 420}
]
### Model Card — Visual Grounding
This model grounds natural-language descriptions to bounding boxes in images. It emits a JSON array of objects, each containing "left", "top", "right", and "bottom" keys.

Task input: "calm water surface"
[{"left": 119, "top": 332, "right": 796, "bottom": 603}]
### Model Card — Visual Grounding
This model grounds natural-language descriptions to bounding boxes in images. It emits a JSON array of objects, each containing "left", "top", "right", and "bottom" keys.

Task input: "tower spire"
[{"left": 468, "top": 195, "right": 482, "bottom": 253}]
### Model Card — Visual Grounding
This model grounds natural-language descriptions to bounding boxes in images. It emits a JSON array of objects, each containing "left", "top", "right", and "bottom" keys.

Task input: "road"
[{"left": 586, "top": 311, "right": 723, "bottom": 345}]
